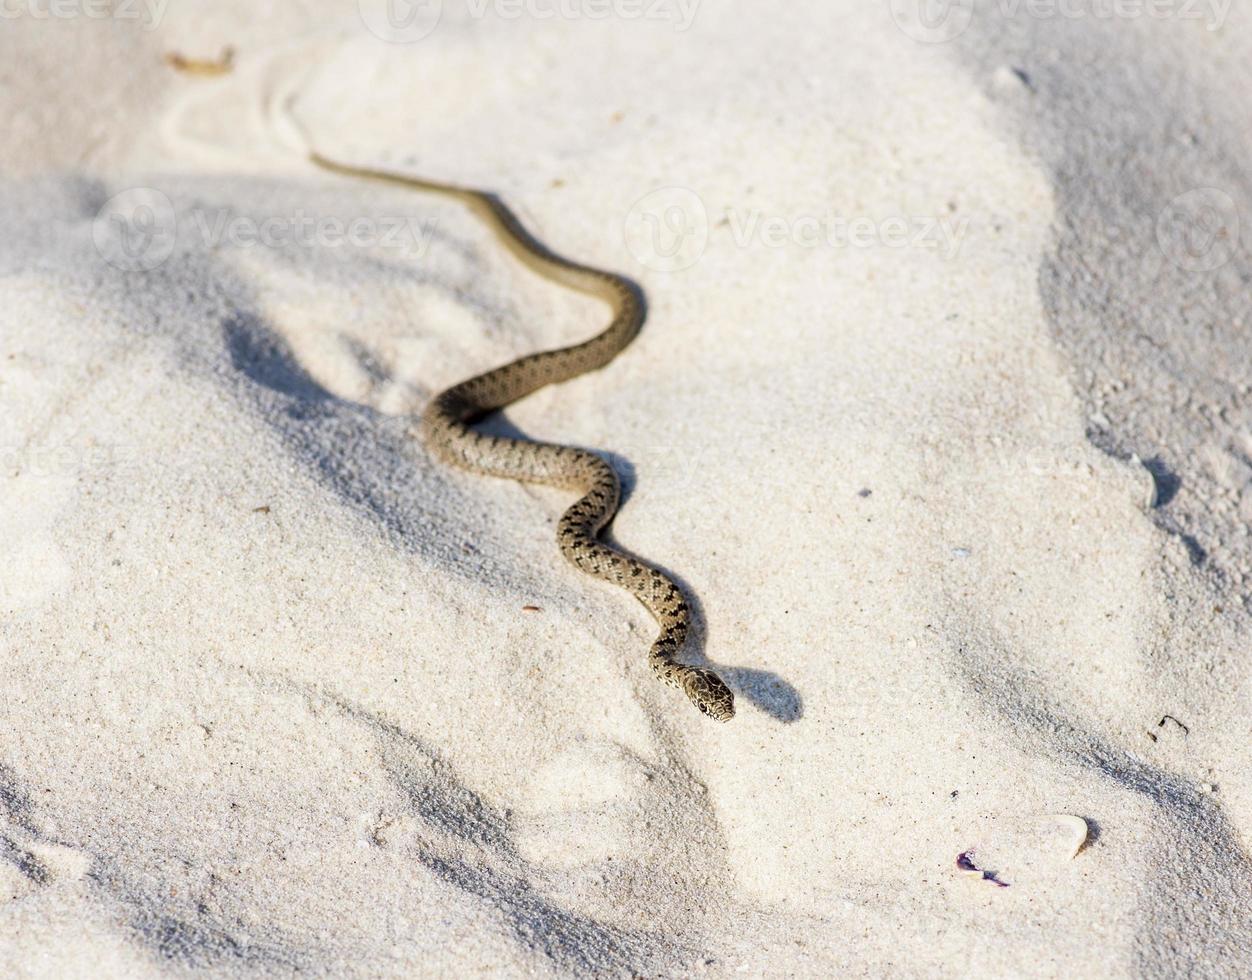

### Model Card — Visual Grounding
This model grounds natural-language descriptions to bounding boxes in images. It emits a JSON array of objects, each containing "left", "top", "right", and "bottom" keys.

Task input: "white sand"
[{"left": 3, "top": 1, "right": 1252, "bottom": 975}]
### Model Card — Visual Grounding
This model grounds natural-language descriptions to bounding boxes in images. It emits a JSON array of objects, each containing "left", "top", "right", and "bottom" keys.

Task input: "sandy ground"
[{"left": 2, "top": 1, "right": 1252, "bottom": 976}]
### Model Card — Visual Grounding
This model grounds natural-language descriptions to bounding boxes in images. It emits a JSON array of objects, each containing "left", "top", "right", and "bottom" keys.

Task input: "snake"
[{"left": 306, "top": 152, "right": 735, "bottom": 722}]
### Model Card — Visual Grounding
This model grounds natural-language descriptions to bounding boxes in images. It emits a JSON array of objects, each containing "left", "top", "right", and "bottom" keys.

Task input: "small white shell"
[{"left": 1045, "top": 814, "right": 1090, "bottom": 858}]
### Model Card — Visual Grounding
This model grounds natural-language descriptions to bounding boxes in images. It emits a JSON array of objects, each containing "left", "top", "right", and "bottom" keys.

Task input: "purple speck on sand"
[{"left": 956, "top": 850, "right": 1010, "bottom": 888}]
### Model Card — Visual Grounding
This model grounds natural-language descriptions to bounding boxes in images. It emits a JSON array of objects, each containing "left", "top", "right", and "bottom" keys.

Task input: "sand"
[{"left": 2, "top": 1, "right": 1251, "bottom": 976}]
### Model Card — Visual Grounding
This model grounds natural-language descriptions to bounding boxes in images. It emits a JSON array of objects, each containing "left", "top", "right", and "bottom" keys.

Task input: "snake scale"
[{"left": 308, "top": 152, "right": 735, "bottom": 722}]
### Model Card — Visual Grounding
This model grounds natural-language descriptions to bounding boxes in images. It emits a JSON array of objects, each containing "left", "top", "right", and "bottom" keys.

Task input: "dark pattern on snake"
[{"left": 307, "top": 152, "right": 735, "bottom": 722}]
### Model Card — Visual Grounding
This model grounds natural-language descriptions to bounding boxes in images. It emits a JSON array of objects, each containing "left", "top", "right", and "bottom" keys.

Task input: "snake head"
[{"left": 687, "top": 668, "right": 735, "bottom": 722}]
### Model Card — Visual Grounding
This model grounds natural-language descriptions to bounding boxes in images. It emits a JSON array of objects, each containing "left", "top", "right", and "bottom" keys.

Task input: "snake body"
[{"left": 308, "top": 153, "right": 734, "bottom": 722}]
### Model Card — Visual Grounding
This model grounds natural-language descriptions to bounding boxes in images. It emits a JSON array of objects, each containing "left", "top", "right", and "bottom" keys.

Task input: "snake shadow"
[{"left": 479, "top": 418, "right": 804, "bottom": 724}]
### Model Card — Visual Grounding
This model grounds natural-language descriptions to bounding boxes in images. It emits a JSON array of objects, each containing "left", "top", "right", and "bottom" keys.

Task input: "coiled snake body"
[{"left": 308, "top": 153, "right": 735, "bottom": 722}]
